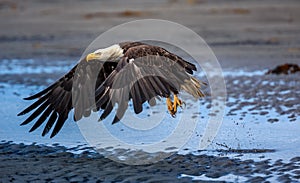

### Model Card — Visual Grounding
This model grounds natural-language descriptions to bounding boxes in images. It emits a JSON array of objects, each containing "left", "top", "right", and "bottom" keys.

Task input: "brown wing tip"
[
  {"left": 23, "top": 96, "right": 35, "bottom": 100},
  {"left": 112, "top": 116, "right": 120, "bottom": 124},
  {"left": 17, "top": 112, "right": 24, "bottom": 116},
  {"left": 50, "top": 132, "right": 57, "bottom": 138},
  {"left": 20, "top": 121, "right": 27, "bottom": 126}
]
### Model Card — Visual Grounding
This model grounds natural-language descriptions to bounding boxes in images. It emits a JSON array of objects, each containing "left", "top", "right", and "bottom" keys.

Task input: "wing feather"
[
  {"left": 42, "top": 112, "right": 57, "bottom": 136},
  {"left": 29, "top": 105, "right": 53, "bottom": 132},
  {"left": 18, "top": 92, "right": 51, "bottom": 116},
  {"left": 20, "top": 101, "right": 49, "bottom": 126},
  {"left": 50, "top": 113, "right": 68, "bottom": 138},
  {"left": 131, "top": 80, "right": 143, "bottom": 114},
  {"left": 18, "top": 59, "right": 116, "bottom": 137},
  {"left": 23, "top": 82, "right": 59, "bottom": 100},
  {"left": 99, "top": 100, "right": 113, "bottom": 121}
]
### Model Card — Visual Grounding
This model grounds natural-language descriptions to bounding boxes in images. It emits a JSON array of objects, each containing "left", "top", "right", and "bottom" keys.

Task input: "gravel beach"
[{"left": 1, "top": 0, "right": 300, "bottom": 182}]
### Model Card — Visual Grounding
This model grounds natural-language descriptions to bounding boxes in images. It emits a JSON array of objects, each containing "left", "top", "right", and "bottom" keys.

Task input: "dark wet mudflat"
[
  {"left": 1, "top": 0, "right": 300, "bottom": 182},
  {"left": 1, "top": 142, "right": 300, "bottom": 182}
]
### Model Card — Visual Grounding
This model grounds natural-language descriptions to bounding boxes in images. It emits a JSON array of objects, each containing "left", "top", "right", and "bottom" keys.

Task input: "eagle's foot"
[
  {"left": 167, "top": 97, "right": 175, "bottom": 116},
  {"left": 167, "top": 95, "right": 183, "bottom": 117}
]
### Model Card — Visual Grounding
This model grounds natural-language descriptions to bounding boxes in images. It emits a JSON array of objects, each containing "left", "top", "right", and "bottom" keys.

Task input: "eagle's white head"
[{"left": 86, "top": 44, "right": 124, "bottom": 62}]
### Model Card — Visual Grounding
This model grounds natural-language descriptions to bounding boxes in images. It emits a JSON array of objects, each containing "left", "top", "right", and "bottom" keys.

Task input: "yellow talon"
[
  {"left": 166, "top": 95, "right": 184, "bottom": 117},
  {"left": 173, "top": 94, "right": 183, "bottom": 113},
  {"left": 167, "top": 97, "right": 175, "bottom": 116}
]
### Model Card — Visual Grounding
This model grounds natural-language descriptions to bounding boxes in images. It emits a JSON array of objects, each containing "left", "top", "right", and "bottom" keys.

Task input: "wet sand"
[
  {"left": 1, "top": 0, "right": 300, "bottom": 182},
  {"left": 1, "top": 142, "right": 300, "bottom": 182}
]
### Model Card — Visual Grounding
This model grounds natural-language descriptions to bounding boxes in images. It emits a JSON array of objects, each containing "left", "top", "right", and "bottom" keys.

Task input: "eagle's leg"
[
  {"left": 167, "top": 95, "right": 183, "bottom": 117},
  {"left": 166, "top": 97, "right": 175, "bottom": 116},
  {"left": 172, "top": 94, "right": 183, "bottom": 116}
]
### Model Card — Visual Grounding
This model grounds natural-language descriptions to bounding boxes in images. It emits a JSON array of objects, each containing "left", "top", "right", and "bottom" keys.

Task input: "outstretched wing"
[
  {"left": 18, "top": 42, "right": 204, "bottom": 137},
  {"left": 18, "top": 59, "right": 117, "bottom": 138},
  {"left": 95, "top": 45, "right": 204, "bottom": 124}
]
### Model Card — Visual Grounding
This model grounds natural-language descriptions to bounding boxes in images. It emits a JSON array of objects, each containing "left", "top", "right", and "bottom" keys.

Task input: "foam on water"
[{"left": 179, "top": 173, "right": 248, "bottom": 182}]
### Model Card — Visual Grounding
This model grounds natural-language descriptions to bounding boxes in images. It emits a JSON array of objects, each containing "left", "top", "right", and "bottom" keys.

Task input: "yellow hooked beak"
[{"left": 86, "top": 53, "right": 101, "bottom": 62}]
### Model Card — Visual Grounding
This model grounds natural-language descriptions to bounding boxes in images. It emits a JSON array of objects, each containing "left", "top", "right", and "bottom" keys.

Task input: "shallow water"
[{"left": 1, "top": 59, "right": 299, "bottom": 181}]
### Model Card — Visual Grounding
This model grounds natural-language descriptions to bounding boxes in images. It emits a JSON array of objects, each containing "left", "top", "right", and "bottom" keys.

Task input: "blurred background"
[{"left": 1, "top": 0, "right": 300, "bottom": 67}]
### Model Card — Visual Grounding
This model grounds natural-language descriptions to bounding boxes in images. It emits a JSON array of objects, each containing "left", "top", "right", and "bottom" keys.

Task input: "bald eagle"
[{"left": 18, "top": 42, "right": 205, "bottom": 138}]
